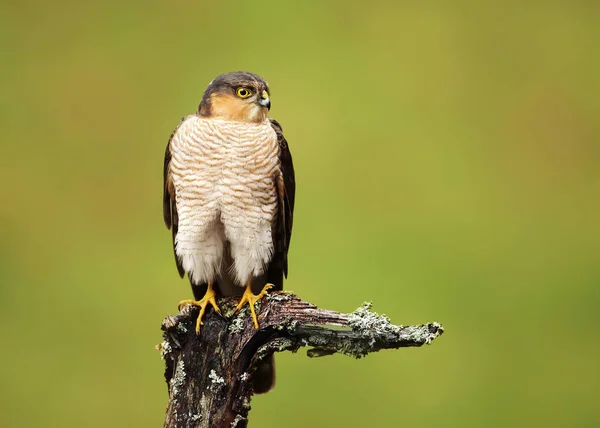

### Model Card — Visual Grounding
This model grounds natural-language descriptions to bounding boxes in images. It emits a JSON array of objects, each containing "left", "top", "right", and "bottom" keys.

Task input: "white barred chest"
[{"left": 169, "top": 115, "right": 281, "bottom": 285}]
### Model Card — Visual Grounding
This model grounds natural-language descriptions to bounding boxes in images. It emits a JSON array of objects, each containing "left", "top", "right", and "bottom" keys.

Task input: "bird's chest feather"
[{"left": 171, "top": 116, "right": 280, "bottom": 224}]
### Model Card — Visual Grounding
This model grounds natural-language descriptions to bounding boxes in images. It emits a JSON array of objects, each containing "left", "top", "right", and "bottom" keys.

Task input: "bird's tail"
[{"left": 253, "top": 355, "right": 276, "bottom": 394}]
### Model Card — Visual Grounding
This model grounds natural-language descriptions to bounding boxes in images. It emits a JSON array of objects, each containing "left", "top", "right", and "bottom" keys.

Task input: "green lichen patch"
[
  {"left": 254, "top": 337, "right": 295, "bottom": 363},
  {"left": 266, "top": 291, "right": 294, "bottom": 302},
  {"left": 348, "top": 302, "right": 403, "bottom": 344},
  {"left": 228, "top": 310, "right": 246, "bottom": 334},
  {"left": 394, "top": 321, "right": 445, "bottom": 345},
  {"left": 208, "top": 369, "right": 225, "bottom": 391},
  {"left": 275, "top": 318, "right": 299, "bottom": 333},
  {"left": 170, "top": 359, "right": 186, "bottom": 397},
  {"left": 188, "top": 411, "right": 201, "bottom": 422},
  {"left": 157, "top": 340, "right": 172, "bottom": 360}
]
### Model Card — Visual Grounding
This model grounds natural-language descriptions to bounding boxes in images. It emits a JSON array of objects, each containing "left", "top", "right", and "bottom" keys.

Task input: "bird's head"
[{"left": 198, "top": 71, "right": 271, "bottom": 123}]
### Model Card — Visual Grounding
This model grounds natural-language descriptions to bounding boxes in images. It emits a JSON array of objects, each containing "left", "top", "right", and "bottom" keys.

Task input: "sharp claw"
[
  {"left": 195, "top": 316, "right": 202, "bottom": 334},
  {"left": 234, "top": 283, "right": 273, "bottom": 329},
  {"left": 178, "top": 287, "right": 220, "bottom": 334}
]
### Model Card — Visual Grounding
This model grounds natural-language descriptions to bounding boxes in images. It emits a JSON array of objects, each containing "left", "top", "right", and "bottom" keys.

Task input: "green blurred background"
[{"left": 1, "top": 1, "right": 599, "bottom": 427}]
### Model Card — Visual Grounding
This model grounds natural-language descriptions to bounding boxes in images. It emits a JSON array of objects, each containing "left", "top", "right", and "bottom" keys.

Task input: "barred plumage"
[{"left": 169, "top": 116, "right": 281, "bottom": 285}]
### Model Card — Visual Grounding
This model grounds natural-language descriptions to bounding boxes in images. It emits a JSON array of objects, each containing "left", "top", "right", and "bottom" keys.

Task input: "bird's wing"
[
  {"left": 267, "top": 119, "right": 296, "bottom": 290},
  {"left": 163, "top": 118, "right": 185, "bottom": 278}
]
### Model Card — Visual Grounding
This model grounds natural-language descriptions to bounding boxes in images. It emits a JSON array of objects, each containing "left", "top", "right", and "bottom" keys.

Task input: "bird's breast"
[{"left": 170, "top": 116, "right": 280, "bottom": 221}]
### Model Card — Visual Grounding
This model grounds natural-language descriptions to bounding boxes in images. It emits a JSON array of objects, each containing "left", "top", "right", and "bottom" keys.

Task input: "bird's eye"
[{"left": 236, "top": 88, "right": 252, "bottom": 98}]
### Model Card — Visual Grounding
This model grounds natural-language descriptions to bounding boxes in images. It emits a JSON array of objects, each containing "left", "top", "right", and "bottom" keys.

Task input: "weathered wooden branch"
[{"left": 158, "top": 292, "right": 444, "bottom": 428}]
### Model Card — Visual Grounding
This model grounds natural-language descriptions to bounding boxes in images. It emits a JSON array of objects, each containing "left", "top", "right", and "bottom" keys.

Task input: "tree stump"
[{"left": 158, "top": 292, "right": 444, "bottom": 428}]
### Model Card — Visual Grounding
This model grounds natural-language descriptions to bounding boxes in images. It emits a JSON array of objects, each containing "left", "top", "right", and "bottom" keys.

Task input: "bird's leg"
[
  {"left": 234, "top": 282, "right": 273, "bottom": 329},
  {"left": 178, "top": 281, "right": 221, "bottom": 334}
]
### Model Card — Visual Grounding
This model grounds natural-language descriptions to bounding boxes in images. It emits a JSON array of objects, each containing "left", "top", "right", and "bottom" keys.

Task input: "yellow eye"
[{"left": 236, "top": 88, "right": 252, "bottom": 98}]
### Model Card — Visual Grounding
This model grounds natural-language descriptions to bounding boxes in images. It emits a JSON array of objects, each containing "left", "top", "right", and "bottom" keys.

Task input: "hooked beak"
[{"left": 258, "top": 90, "right": 271, "bottom": 110}]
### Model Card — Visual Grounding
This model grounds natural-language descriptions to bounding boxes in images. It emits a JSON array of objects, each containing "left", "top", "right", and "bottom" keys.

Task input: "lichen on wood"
[{"left": 159, "top": 292, "right": 444, "bottom": 428}]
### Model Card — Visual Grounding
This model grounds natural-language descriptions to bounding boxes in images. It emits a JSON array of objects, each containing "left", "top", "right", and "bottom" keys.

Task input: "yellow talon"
[
  {"left": 234, "top": 283, "right": 273, "bottom": 329},
  {"left": 178, "top": 281, "right": 221, "bottom": 334}
]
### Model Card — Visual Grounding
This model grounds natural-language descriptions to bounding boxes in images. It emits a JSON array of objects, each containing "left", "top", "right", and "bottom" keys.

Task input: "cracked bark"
[{"left": 158, "top": 292, "right": 444, "bottom": 428}]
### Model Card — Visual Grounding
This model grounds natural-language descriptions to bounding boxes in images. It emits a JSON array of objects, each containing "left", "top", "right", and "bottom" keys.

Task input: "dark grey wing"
[
  {"left": 163, "top": 124, "right": 185, "bottom": 279},
  {"left": 255, "top": 119, "right": 295, "bottom": 394},
  {"left": 266, "top": 119, "right": 296, "bottom": 290}
]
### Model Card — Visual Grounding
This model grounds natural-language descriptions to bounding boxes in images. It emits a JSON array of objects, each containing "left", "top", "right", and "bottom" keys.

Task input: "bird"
[{"left": 162, "top": 71, "right": 295, "bottom": 393}]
